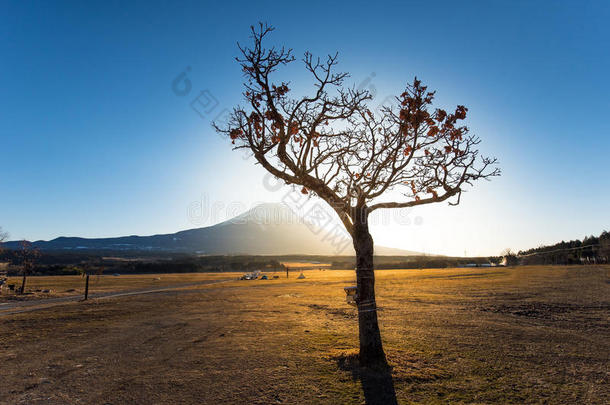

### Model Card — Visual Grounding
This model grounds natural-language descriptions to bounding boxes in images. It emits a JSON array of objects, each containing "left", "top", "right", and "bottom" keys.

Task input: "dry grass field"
[
  {"left": 0, "top": 266, "right": 608, "bottom": 404},
  {"left": 0, "top": 273, "right": 234, "bottom": 301}
]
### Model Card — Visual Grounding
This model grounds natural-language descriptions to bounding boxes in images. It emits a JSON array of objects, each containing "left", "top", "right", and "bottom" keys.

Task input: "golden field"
[
  {"left": 0, "top": 272, "right": 234, "bottom": 301},
  {"left": 0, "top": 266, "right": 608, "bottom": 404}
]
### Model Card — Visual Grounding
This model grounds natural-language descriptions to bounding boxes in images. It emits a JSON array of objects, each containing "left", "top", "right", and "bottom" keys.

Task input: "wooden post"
[
  {"left": 286, "top": 266, "right": 289, "bottom": 278},
  {"left": 84, "top": 274, "right": 90, "bottom": 300}
]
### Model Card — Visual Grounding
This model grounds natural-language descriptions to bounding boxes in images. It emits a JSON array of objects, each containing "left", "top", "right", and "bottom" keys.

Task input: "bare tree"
[
  {"left": 501, "top": 248, "right": 519, "bottom": 266},
  {"left": 0, "top": 227, "right": 7, "bottom": 246},
  {"left": 17, "top": 240, "right": 40, "bottom": 295},
  {"left": 0, "top": 228, "right": 7, "bottom": 293},
  {"left": 215, "top": 24, "right": 499, "bottom": 367},
  {"left": 74, "top": 262, "right": 104, "bottom": 300}
]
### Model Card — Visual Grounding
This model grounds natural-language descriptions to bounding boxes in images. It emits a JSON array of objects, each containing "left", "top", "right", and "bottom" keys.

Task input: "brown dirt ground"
[{"left": 0, "top": 266, "right": 608, "bottom": 404}]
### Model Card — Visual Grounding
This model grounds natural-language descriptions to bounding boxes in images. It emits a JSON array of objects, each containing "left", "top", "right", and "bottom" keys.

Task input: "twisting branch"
[{"left": 214, "top": 24, "right": 500, "bottom": 230}]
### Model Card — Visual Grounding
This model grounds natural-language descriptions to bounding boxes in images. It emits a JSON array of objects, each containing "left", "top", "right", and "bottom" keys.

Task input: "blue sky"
[{"left": 1, "top": 0, "right": 609, "bottom": 256}]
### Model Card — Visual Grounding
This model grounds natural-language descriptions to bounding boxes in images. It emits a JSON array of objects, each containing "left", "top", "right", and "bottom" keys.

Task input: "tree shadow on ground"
[{"left": 336, "top": 353, "right": 398, "bottom": 405}]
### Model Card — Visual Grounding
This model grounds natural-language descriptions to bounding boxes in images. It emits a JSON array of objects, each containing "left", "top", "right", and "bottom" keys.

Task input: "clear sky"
[{"left": 1, "top": 0, "right": 609, "bottom": 256}]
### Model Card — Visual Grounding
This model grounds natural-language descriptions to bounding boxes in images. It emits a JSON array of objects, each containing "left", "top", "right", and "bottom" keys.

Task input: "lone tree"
[
  {"left": 74, "top": 262, "right": 104, "bottom": 301},
  {"left": 215, "top": 24, "right": 499, "bottom": 367},
  {"left": 0, "top": 227, "right": 7, "bottom": 245},
  {"left": 17, "top": 240, "right": 40, "bottom": 295}
]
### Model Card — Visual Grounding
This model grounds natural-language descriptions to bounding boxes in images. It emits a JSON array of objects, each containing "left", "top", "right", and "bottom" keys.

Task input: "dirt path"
[{"left": 0, "top": 279, "right": 234, "bottom": 316}]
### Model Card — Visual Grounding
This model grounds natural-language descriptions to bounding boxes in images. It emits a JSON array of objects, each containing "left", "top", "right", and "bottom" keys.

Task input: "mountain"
[{"left": 3, "top": 203, "right": 420, "bottom": 256}]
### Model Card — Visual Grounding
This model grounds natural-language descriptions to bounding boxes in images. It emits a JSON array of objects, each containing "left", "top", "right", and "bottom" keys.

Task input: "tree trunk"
[
  {"left": 20, "top": 273, "right": 27, "bottom": 295},
  {"left": 353, "top": 207, "right": 387, "bottom": 368},
  {"left": 84, "top": 274, "right": 90, "bottom": 300}
]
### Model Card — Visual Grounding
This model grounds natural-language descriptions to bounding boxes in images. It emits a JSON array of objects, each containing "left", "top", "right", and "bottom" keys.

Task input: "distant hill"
[{"left": 4, "top": 203, "right": 422, "bottom": 256}]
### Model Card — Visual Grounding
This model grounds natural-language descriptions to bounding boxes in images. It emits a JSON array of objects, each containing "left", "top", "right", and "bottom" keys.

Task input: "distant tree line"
[
  {"left": 2, "top": 230, "right": 608, "bottom": 276},
  {"left": 332, "top": 255, "right": 493, "bottom": 270},
  {"left": 124, "top": 256, "right": 284, "bottom": 274},
  {"left": 516, "top": 230, "right": 609, "bottom": 265},
  {"left": 0, "top": 250, "right": 285, "bottom": 275}
]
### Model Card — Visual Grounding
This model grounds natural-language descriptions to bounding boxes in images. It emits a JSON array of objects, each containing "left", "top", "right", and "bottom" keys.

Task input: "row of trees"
[
  {"left": 331, "top": 255, "right": 493, "bottom": 270},
  {"left": 516, "top": 230, "right": 610, "bottom": 265},
  {"left": 0, "top": 246, "right": 286, "bottom": 276}
]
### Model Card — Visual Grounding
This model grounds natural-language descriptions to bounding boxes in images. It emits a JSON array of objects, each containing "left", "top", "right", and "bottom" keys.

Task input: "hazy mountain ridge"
[{"left": 3, "top": 203, "right": 421, "bottom": 256}]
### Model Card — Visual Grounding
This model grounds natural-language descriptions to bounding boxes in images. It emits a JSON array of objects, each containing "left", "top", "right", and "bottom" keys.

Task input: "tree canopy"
[{"left": 215, "top": 23, "right": 499, "bottom": 233}]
